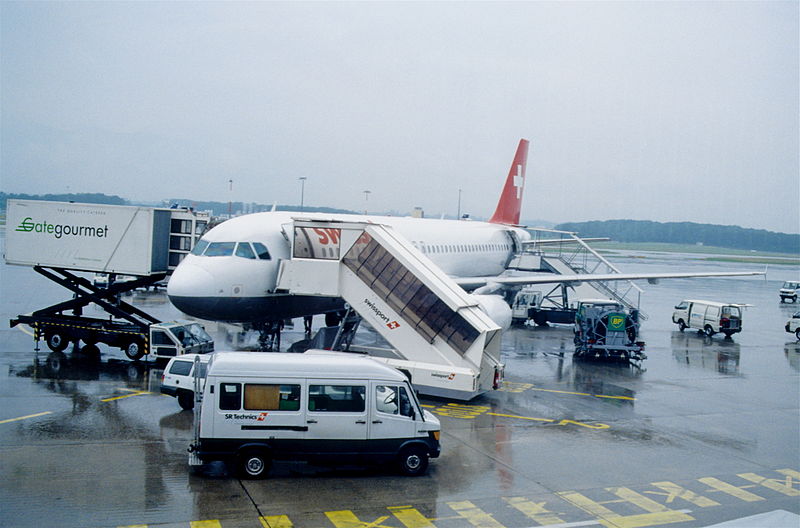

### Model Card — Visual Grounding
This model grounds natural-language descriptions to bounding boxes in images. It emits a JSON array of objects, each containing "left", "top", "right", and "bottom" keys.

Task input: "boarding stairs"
[
  {"left": 510, "top": 229, "right": 647, "bottom": 319},
  {"left": 276, "top": 219, "right": 504, "bottom": 400}
]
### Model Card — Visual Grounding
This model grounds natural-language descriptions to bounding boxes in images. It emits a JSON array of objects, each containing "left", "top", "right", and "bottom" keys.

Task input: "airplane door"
[
  {"left": 305, "top": 382, "right": 369, "bottom": 443},
  {"left": 370, "top": 382, "right": 417, "bottom": 440}
]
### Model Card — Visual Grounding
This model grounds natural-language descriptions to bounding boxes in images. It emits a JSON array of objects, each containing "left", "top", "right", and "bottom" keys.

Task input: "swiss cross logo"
[
  {"left": 257, "top": 413, "right": 268, "bottom": 421},
  {"left": 448, "top": 373, "right": 456, "bottom": 380},
  {"left": 386, "top": 321, "right": 400, "bottom": 330},
  {"left": 513, "top": 163, "right": 524, "bottom": 199}
]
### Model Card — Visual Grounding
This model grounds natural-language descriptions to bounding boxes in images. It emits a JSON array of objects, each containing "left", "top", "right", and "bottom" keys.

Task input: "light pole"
[
  {"left": 228, "top": 179, "right": 233, "bottom": 217},
  {"left": 298, "top": 177, "right": 307, "bottom": 211},
  {"left": 363, "top": 190, "right": 371, "bottom": 214},
  {"left": 457, "top": 188, "right": 462, "bottom": 220}
]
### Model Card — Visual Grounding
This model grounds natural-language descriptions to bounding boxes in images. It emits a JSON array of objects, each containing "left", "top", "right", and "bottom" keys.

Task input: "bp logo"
[{"left": 608, "top": 314, "right": 627, "bottom": 332}]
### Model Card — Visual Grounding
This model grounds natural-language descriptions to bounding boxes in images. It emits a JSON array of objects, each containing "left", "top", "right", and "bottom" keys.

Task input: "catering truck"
[
  {"left": 189, "top": 352, "right": 441, "bottom": 478},
  {"left": 5, "top": 200, "right": 212, "bottom": 359}
]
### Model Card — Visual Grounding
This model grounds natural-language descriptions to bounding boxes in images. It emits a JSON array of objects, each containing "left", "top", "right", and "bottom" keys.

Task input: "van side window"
[
  {"left": 219, "top": 383, "right": 242, "bottom": 410},
  {"left": 244, "top": 384, "right": 301, "bottom": 411},
  {"left": 308, "top": 385, "right": 365, "bottom": 412}
]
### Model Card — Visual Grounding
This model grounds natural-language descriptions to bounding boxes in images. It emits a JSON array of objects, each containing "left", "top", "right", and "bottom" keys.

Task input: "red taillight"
[
  {"left": 493, "top": 367, "right": 503, "bottom": 390},
  {"left": 588, "top": 339, "right": 596, "bottom": 344}
]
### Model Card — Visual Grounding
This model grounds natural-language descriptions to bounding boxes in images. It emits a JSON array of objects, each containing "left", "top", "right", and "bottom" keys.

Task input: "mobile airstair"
[
  {"left": 276, "top": 219, "right": 504, "bottom": 400},
  {"left": 509, "top": 229, "right": 647, "bottom": 319}
]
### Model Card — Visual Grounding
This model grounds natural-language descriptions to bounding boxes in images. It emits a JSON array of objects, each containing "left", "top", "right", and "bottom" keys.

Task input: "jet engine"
[{"left": 469, "top": 294, "right": 512, "bottom": 331}]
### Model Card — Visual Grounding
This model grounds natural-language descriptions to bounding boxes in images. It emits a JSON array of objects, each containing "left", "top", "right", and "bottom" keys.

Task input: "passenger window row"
[
  {"left": 219, "top": 383, "right": 389, "bottom": 414},
  {"left": 191, "top": 240, "right": 271, "bottom": 260}
]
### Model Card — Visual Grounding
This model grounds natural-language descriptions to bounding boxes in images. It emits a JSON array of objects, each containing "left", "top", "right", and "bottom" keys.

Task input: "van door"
[
  {"left": 370, "top": 382, "right": 418, "bottom": 444},
  {"left": 705, "top": 305, "right": 720, "bottom": 330},
  {"left": 305, "top": 382, "right": 368, "bottom": 448}
]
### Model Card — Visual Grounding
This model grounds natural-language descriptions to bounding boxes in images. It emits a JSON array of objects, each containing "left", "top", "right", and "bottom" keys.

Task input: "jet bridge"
[{"left": 276, "top": 219, "right": 504, "bottom": 400}]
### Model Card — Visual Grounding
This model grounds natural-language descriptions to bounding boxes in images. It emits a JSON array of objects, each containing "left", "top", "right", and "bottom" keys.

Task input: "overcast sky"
[{"left": 2, "top": 1, "right": 798, "bottom": 233}]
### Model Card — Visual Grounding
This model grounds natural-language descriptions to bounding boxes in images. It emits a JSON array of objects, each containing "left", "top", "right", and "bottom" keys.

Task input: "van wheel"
[
  {"left": 177, "top": 391, "right": 194, "bottom": 410},
  {"left": 704, "top": 326, "right": 715, "bottom": 337},
  {"left": 46, "top": 330, "right": 70, "bottom": 352},
  {"left": 723, "top": 331, "right": 734, "bottom": 338},
  {"left": 123, "top": 339, "right": 144, "bottom": 361},
  {"left": 795, "top": 329, "right": 800, "bottom": 340},
  {"left": 678, "top": 320, "right": 687, "bottom": 332},
  {"left": 237, "top": 450, "right": 271, "bottom": 479},
  {"left": 397, "top": 446, "right": 429, "bottom": 476}
]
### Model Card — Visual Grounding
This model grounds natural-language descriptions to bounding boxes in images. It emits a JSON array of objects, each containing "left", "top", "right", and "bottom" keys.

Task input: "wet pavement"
[{"left": 1, "top": 241, "right": 798, "bottom": 528}]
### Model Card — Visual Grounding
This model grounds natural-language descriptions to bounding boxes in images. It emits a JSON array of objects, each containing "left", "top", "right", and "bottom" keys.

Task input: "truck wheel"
[
  {"left": 237, "top": 449, "right": 271, "bottom": 479},
  {"left": 123, "top": 339, "right": 145, "bottom": 361},
  {"left": 678, "top": 320, "right": 687, "bottom": 332},
  {"left": 704, "top": 326, "right": 715, "bottom": 338},
  {"left": 793, "top": 296, "right": 798, "bottom": 303},
  {"left": 397, "top": 446, "right": 429, "bottom": 476},
  {"left": 178, "top": 391, "right": 195, "bottom": 410},
  {"left": 46, "top": 330, "right": 70, "bottom": 352}
]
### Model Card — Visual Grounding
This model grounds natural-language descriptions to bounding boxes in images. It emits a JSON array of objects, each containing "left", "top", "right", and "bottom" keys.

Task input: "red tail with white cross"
[{"left": 488, "top": 139, "right": 529, "bottom": 225}]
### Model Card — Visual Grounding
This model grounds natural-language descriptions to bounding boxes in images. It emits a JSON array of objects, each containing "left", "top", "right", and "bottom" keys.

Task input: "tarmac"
[{"left": 1, "top": 243, "right": 798, "bottom": 528}]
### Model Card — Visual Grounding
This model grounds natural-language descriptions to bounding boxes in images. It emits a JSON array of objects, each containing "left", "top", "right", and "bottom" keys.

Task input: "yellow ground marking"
[
  {"left": 447, "top": 501, "right": 505, "bottom": 528},
  {"left": 697, "top": 477, "right": 765, "bottom": 502},
  {"left": 432, "top": 403, "right": 610, "bottom": 429},
  {"left": 557, "top": 490, "right": 693, "bottom": 528},
  {"left": 325, "top": 510, "right": 393, "bottom": 528},
  {"left": 497, "top": 382, "right": 534, "bottom": 393},
  {"left": 260, "top": 515, "right": 294, "bottom": 528},
  {"left": 504, "top": 496, "right": 565, "bottom": 525},
  {"left": 0, "top": 411, "right": 53, "bottom": 424},
  {"left": 531, "top": 387, "right": 636, "bottom": 401},
  {"left": 191, "top": 521, "right": 222, "bottom": 528},
  {"left": 647, "top": 481, "right": 720, "bottom": 507},
  {"left": 117, "top": 525, "right": 147, "bottom": 528},
  {"left": 101, "top": 389, "right": 151, "bottom": 402},
  {"left": 387, "top": 505, "right": 437, "bottom": 528},
  {"left": 778, "top": 468, "right": 800, "bottom": 480},
  {"left": 737, "top": 472, "right": 800, "bottom": 496}
]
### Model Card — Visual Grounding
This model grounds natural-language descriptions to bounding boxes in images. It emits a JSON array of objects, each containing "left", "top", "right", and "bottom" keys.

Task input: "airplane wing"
[{"left": 454, "top": 270, "right": 766, "bottom": 292}]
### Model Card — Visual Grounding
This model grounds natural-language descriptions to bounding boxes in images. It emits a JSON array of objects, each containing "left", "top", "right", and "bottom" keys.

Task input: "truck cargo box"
[{"left": 4, "top": 200, "right": 171, "bottom": 276}]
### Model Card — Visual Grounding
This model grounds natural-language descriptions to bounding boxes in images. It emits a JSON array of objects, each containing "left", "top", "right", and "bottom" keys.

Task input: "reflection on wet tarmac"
[{"left": 670, "top": 332, "right": 741, "bottom": 374}]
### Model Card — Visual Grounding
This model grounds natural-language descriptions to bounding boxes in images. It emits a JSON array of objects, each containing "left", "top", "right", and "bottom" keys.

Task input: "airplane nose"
[{"left": 167, "top": 261, "right": 217, "bottom": 317}]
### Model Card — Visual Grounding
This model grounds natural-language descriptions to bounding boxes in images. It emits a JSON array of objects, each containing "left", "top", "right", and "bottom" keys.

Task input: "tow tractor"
[{"left": 573, "top": 299, "right": 646, "bottom": 363}]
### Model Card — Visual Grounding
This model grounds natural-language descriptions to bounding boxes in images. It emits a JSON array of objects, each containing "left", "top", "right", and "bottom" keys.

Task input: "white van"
[
  {"left": 780, "top": 281, "right": 799, "bottom": 303},
  {"left": 786, "top": 312, "right": 800, "bottom": 340},
  {"left": 161, "top": 353, "right": 211, "bottom": 410},
  {"left": 190, "top": 352, "right": 441, "bottom": 478},
  {"left": 672, "top": 300, "right": 744, "bottom": 337}
]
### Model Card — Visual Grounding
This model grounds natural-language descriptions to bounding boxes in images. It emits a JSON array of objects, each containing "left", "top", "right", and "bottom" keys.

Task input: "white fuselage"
[{"left": 167, "top": 211, "right": 530, "bottom": 323}]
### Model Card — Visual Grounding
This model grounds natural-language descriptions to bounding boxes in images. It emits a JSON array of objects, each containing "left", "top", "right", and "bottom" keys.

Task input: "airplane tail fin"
[{"left": 489, "top": 139, "right": 529, "bottom": 225}]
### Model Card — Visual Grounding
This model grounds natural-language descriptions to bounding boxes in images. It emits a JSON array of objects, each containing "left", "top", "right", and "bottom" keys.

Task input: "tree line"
[{"left": 554, "top": 220, "right": 800, "bottom": 254}]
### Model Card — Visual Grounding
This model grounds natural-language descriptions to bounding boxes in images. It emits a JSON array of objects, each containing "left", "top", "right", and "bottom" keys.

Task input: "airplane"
[{"left": 167, "top": 139, "right": 764, "bottom": 337}]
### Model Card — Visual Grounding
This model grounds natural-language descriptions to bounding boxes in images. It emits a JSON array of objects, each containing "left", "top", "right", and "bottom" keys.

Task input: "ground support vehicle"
[
  {"left": 672, "top": 300, "right": 745, "bottom": 338},
  {"left": 189, "top": 352, "right": 441, "bottom": 479},
  {"left": 9, "top": 267, "right": 213, "bottom": 360},
  {"left": 162, "top": 353, "right": 212, "bottom": 409},
  {"left": 573, "top": 300, "right": 645, "bottom": 363},
  {"left": 780, "top": 281, "right": 799, "bottom": 303},
  {"left": 786, "top": 312, "right": 800, "bottom": 340},
  {"left": 511, "top": 288, "right": 575, "bottom": 326}
]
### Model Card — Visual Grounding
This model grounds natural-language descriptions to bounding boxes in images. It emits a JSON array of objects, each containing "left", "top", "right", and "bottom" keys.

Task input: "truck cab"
[
  {"left": 780, "top": 281, "right": 799, "bottom": 303},
  {"left": 150, "top": 321, "right": 214, "bottom": 358}
]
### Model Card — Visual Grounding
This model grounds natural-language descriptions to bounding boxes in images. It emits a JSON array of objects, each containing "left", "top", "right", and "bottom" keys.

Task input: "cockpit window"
[
  {"left": 204, "top": 242, "right": 235, "bottom": 257},
  {"left": 235, "top": 242, "right": 257, "bottom": 259},
  {"left": 191, "top": 239, "right": 209, "bottom": 256},
  {"left": 252, "top": 242, "right": 272, "bottom": 260}
]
